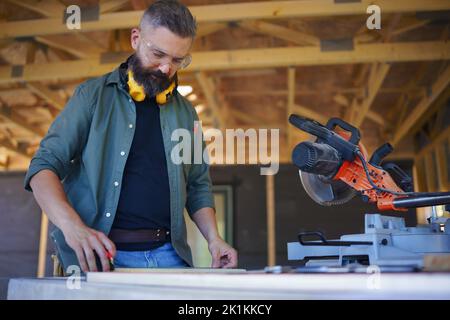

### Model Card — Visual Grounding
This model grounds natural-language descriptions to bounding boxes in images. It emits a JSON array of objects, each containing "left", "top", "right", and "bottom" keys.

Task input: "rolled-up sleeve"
[
  {"left": 24, "top": 84, "right": 93, "bottom": 191},
  {"left": 185, "top": 111, "right": 215, "bottom": 216}
]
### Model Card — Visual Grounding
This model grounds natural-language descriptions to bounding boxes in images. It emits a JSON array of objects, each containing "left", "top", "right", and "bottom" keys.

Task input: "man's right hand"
[
  {"left": 63, "top": 223, "right": 116, "bottom": 272},
  {"left": 29, "top": 170, "right": 116, "bottom": 272}
]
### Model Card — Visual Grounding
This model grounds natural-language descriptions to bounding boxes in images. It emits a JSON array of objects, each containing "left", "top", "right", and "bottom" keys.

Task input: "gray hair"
[{"left": 140, "top": 0, "right": 197, "bottom": 38}]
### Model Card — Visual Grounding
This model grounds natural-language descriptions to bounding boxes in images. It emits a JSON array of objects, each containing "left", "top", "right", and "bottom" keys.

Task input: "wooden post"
[
  {"left": 37, "top": 212, "right": 48, "bottom": 278},
  {"left": 412, "top": 164, "right": 427, "bottom": 224},
  {"left": 266, "top": 173, "right": 276, "bottom": 267}
]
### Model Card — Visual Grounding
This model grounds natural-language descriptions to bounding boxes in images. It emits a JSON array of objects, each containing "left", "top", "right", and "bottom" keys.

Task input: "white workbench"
[{"left": 7, "top": 270, "right": 450, "bottom": 300}]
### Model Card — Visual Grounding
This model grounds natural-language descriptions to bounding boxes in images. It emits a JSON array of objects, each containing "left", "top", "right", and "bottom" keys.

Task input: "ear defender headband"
[{"left": 127, "top": 70, "right": 176, "bottom": 105}]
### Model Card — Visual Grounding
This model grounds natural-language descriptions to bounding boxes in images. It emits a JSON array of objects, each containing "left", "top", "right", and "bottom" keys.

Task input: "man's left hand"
[{"left": 208, "top": 237, "right": 238, "bottom": 268}]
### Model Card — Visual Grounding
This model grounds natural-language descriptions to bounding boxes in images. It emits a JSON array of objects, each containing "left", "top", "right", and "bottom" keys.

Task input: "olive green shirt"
[{"left": 24, "top": 66, "right": 215, "bottom": 270}]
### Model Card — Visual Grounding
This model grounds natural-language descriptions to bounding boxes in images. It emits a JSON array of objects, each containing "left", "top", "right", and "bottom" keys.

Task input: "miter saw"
[{"left": 286, "top": 115, "right": 450, "bottom": 272}]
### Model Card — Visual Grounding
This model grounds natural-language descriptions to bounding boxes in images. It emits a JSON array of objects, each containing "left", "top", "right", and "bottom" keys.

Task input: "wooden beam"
[
  {"left": 0, "top": 104, "right": 46, "bottom": 137},
  {"left": 392, "top": 19, "right": 430, "bottom": 37},
  {"left": 388, "top": 62, "right": 429, "bottom": 128},
  {"left": 350, "top": 12, "right": 400, "bottom": 126},
  {"left": 35, "top": 35, "right": 103, "bottom": 59},
  {"left": 6, "top": 0, "right": 66, "bottom": 18},
  {"left": 229, "top": 88, "right": 361, "bottom": 97},
  {"left": 352, "top": 63, "right": 391, "bottom": 126},
  {"left": 215, "top": 90, "right": 234, "bottom": 127},
  {"left": 195, "top": 72, "right": 224, "bottom": 130},
  {"left": 435, "top": 137, "right": 449, "bottom": 192},
  {"left": 334, "top": 93, "right": 386, "bottom": 126},
  {"left": 231, "top": 109, "right": 274, "bottom": 126},
  {"left": 266, "top": 174, "right": 275, "bottom": 267},
  {"left": 26, "top": 82, "right": 66, "bottom": 110},
  {"left": 392, "top": 66, "right": 450, "bottom": 146},
  {"left": 7, "top": 0, "right": 128, "bottom": 19},
  {"left": 100, "top": 0, "right": 130, "bottom": 14},
  {"left": 293, "top": 104, "right": 328, "bottom": 124},
  {"left": 37, "top": 212, "right": 49, "bottom": 278},
  {"left": 1, "top": 41, "right": 449, "bottom": 84},
  {"left": 197, "top": 23, "right": 227, "bottom": 38},
  {"left": 287, "top": 67, "right": 295, "bottom": 148},
  {"left": 2, "top": 0, "right": 450, "bottom": 39},
  {"left": 207, "top": 87, "right": 426, "bottom": 97},
  {"left": 0, "top": 137, "right": 31, "bottom": 158},
  {"left": 0, "top": 39, "right": 13, "bottom": 50},
  {"left": 239, "top": 21, "right": 320, "bottom": 46},
  {"left": 389, "top": 27, "right": 448, "bottom": 131},
  {"left": 412, "top": 163, "right": 427, "bottom": 222},
  {"left": 366, "top": 111, "right": 385, "bottom": 127}
]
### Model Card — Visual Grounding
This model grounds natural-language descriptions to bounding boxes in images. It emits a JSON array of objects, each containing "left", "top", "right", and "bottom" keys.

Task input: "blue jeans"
[{"left": 113, "top": 242, "right": 190, "bottom": 268}]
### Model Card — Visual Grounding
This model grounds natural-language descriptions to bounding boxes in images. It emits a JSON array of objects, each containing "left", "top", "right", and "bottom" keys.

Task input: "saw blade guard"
[{"left": 299, "top": 170, "right": 356, "bottom": 206}]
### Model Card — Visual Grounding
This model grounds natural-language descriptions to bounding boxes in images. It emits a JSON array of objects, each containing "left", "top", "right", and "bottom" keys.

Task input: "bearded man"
[{"left": 25, "top": 0, "right": 237, "bottom": 273}]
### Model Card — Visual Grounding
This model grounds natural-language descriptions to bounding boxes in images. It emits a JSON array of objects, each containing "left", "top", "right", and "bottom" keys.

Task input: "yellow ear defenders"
[{"left": 127, "top": 70, "right": 176, "bottom": 105}]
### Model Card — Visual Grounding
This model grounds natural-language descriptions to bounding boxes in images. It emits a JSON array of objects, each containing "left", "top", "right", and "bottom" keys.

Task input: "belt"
[{"left": 109, "top": 228, "right": 170, "bottom": 243}]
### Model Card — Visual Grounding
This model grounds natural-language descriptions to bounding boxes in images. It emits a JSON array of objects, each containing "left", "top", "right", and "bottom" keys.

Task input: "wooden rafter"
[
  {"left": 100, "top": 0, "right": 130, "bottom": 14},
  {"left": 195, "top": 72, "right": 225, "bottom": 130},
  {"left": 351, "top": 63, "right": 391, "bottom": 126},
  {"left": 392, "top": 66, "right": 450, "bottom": 146},
  {"left": 239, "top": 21, "right": 320, "bottom": 46},
  {"left": 1, "top": 0, "right": 450, "bottom": 39},
  {"left": 0, "top": 137, "right": 31, "bottom": 158},
  {"left": 348, "top": 13, "right": 401, "bottom": 127},
  {"left": 197, "top": 23, "right": 228, "bottom": 38},
  {"left": 389, "top": 63, "right": 429, "bottom": 130},
  {"left": 293, "top": 104, "right": 328, "bottom": 124},
  {"left": 7, "top": 0, "right": 129, "bottom": 18},
  {"left": 26, "top": 82, "right": 66, "bottom": 111},
  {"left": 232, "top": 109, "right": 272, "bottom": 126},
  {"left": 0, "top": 103, "right": 46, "bottom": 137},
  {"left": 1, "top": 41, "right": 449, "bottom": 84},
  {"left": 34, "top": 34, "right": 104, "bottom": 59},
  {"left": 287, "top": 67, "right": 295, "bottom": 148},
  {"left": 334, "top": 93, "right": 385, "bottom": 127},
  {"left": 6, "top": 0, "right": 66, "bottom": 18}
]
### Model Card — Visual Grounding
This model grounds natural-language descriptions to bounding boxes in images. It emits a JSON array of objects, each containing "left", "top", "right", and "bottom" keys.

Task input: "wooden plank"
[
  {"left": 0, "top": 104, "right": 46, "bottom": 137},
  {"left": 113, "top": 268, "right": 246, "bottom": 273},
  {"left": 294, "top": 104, "right": 328, "bottom": 124},
  {"left": 26, "top": 82, "right": 66, "bottom": 110},
  {"left": 266, "top": 174, "right": 275, "bottom": 267},
  {"left": 415, "top": 127, "right": 450, "bottom": 191},
  {"left": 37, "top": 212, "right": 49, "bottom": 278},
  {"left": 287, "top": 67, "right": 295, "bottom": 148},
  {"left": 35, "top": 35, "right": 103, "bottom": 59},
  {"left": 424, "top": 153, "right": 438, "bottom": 192},
  {"left": 0, "top": 137, "right": 31, "bottom": 158},
  {"left": 195, "top": 72, "right": 225, "bottom": 130},
  {"left": 1, "top": 41, "right": 449, "bottom": 84},
  {"left": 197, "top": 23, "right": 227, "bottom": 38},
  {"left": 335, "top": 93, "right": 386, "bottom": 127},
  {"left": 367, "top": 111, "right": 385, "bottom": 126},
  {"left": 6, "top": 0, "right": 66, "bottom": 18},
  {"left": 2, "top": 0, "right": 450, "bottom": 39},
  {"left": 100, "top": 0, "right": 130, "bottom": 14},
  {"left": 435, "top": 143, "right": 448, "bottom": 192},
  {"left": 392, "top": 19, "right": 430, "bottom": 37},
  {"left": 412, "top": 163, "right": 427, "bottom": 224},
  {"left": 392, "top": 66, "right": 450, "bottom": 146},
  {"left": 239, "top": 21, "right": 320, "bottom": 46},
  {"left": 353, "top": 63, "right": 391, "bottom": 126}
]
